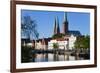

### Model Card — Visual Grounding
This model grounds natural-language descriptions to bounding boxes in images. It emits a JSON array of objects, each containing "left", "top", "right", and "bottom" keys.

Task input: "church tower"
[
  {"left": 54, "top": 17, "right": 57, "bottom": 34},
  {"left": 62, "top": 12, "right": 68, "bottom": 34},
  {"left": 53, "top": 17, "right": 60, "bottom": 35},
  {"left": 56, "top": 17, "right": 60, "bottom": 34}
]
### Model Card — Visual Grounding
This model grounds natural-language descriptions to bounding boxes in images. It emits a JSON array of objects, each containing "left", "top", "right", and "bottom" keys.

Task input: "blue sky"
[{"left": 21, "top": 10, "right": 90, "bottom": 39}]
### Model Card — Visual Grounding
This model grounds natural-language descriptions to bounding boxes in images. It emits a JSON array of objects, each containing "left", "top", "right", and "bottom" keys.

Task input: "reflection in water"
[
  {"left": 32, "top": 53, "right": 84, "bottom": 62},
  {"left": 32, "top": 53, "right": 48, "bottom": 62}
]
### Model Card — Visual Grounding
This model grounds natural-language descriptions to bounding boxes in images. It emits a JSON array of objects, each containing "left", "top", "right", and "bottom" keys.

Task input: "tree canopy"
[
  {"left": 52, "top": 33, "right": 65, "bottom": 39},
  {"left": 74, "top": 35, "right": 90, "bottom": 49},
  {"left": 53, "top": 43, "right": 59, "bottom": 49}
]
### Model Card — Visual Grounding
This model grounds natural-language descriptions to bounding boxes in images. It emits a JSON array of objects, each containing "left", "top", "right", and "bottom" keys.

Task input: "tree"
[
  {"left": 53, "top": 43, "right": 59, "bottom": 55},
  {"left": 74, "top": 35, "right": 90, "bottom": 49},
  {"left": 52, "top": 33, "right": 65, "bottom": 39},
  {"left": 83, "top": 35, "right": 90, "bottom": 49},
  {"left": 53, "top": 43, "right": 59, "bottom": 49},
  {"left": 21, "top": 16, "right": 39, "bottom": 40},
  {"left": 21, "top": 46, "right": 32, "bottom": 62},
  {"left": 74, "top": 35, "right": 90, "bottom": 59}
]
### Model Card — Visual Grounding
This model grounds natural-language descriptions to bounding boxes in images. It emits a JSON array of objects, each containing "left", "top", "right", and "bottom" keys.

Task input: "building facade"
[{"left": 48, "top": 35, "right": 76, "bottom": 50}]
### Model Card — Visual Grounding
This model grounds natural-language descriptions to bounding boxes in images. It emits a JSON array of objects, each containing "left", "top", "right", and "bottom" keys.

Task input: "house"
[{"left": 48, "top": 35, "right": 76, "bottom": 50}]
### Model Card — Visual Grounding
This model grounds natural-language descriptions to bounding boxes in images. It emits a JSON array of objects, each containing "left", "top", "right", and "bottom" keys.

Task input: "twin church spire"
[{"left": 53, "top": 12, "right": 68, "bottom": 35}]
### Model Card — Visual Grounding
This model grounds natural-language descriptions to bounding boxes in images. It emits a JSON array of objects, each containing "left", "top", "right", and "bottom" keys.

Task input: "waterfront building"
[{"left": 48, "top": 35, "right": 76, "bottom": 50}]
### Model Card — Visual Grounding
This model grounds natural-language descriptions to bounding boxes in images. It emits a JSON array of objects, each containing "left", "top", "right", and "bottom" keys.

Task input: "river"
[{"left": 31, "top": 53, "right": 84, "bottom": 62}]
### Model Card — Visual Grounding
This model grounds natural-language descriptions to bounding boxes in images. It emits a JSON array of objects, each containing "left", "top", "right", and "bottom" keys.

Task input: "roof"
[
  {"left": 67, "top": 30, "right": 81, "bottom": 36},
  {"left": 56, "top": 38, "right": 69, "bottom": 41}
]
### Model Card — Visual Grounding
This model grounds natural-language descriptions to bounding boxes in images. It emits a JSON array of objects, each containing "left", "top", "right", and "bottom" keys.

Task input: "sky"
[{"left": 21, "top": 10, "right": 90, "bottom": 39}]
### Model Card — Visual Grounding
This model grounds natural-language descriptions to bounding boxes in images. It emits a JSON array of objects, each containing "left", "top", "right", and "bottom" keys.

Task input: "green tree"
[
  {"left": 74, "top": 35, "right": 90, "bottom": 49},
  {"left": 52, "top": 33, "right": 65, "bottom": 39},
  {"left": 74, "top": 37, "right": 81, "bottom": 49},
  {"left": 84, "top": 35, "right": 90, "bottom": 49},
  {"left": 53, "top": 43, "right": 59, "bottom": 49},
  {"left": 53, "top": 43, "right": 59, "bottom": 55},
  {"left": 21, "top": 46, "right": 32, "bottom": 63}
]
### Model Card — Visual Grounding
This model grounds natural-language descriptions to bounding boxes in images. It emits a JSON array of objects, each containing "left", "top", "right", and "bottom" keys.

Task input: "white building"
[{"left": 48, "top": 35, "right": 76, "bottom": 50}]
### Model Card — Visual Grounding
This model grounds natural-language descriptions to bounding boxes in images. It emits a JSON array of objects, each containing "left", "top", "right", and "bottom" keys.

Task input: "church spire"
[
  {"left": 53, "top": 16, "right": 60, "bottom": 35},
  {"left": 63, "top": 12, "right": 68, "bottom": 34},
  {"left": 64, "top": 12, "right": 68, "bottom": 22},
  {"left": 56, "top": 16, "right": 60, "bottom": 34},
  {"left": 54, "top": 17, "right": 57, "bottom": 34}
]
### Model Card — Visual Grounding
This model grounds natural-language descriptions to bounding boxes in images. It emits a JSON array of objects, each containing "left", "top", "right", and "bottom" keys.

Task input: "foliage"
[
  {"left": 21, "top": 46, "right": 32, "bottom": 63},
  {"left": 74, "top": 35, "right": 90, "bottom": 49},
  {"left": 84, "top": 35, "right": 90, "bottom": 49},
  {"left": 53, "top": 43, "right": 59, "bottom": 49},
  {"left": 21, "top": 16, "right": 39, "bottom": 40},
  {"left": 52, "top": 33, "right": 65, "bottom": 39}
]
